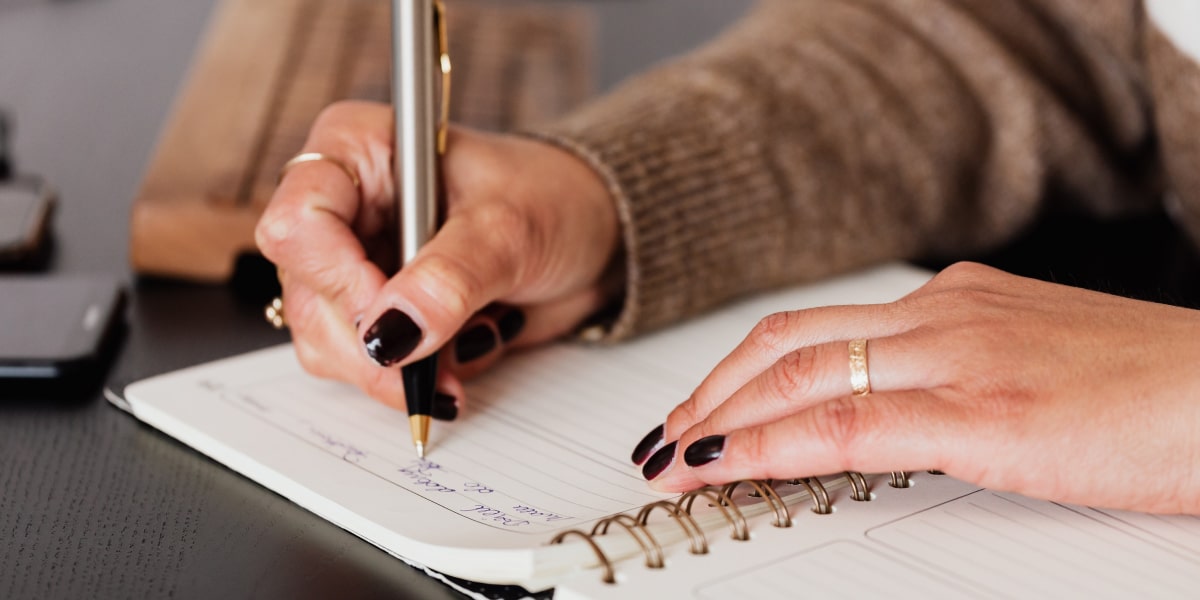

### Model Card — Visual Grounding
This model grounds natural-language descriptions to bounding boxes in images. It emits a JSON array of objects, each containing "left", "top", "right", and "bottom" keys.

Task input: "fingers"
[
  {"left": 646, "top": 388, "right": 956, "bottom": 492},
  {"left": 662, "top": 303, "right": 915, "bottom": 444},
  {"left": 357, "top": 199, "right": 537, "bottom": 367},
  {"left": 263, "top": 110, "right": 622, "bottom": 408},
  {"left": 447, "top": 280, "right": 615, "bottom": 378},
  {"left": 442, "top": 305, "right": 527, "bottom": 379},
  {"left": 674, "top": 335, "right": 938, "bottom": 456},
  {"left": 283, "top": 283, "right": 408, "bottom": 409},
  {"left": 257, "top": 101, "right": 395, "bottom": 323},
  {"left": 356, "top": 128, "right": 621, "bottom": 371}
]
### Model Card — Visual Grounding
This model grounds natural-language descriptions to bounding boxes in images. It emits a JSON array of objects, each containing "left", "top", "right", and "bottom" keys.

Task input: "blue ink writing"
[
  {"left": 512, "top": 505, "right": 572, "bottom": 523},
  {"left": 460, "top": 504, "right": 531, "bottom": 527},
  {"left": 398, "top": 460, "right": 456, "bottom": 493},
  {"left": 308, "top": 426, "right": 367, "bottom": 463}
]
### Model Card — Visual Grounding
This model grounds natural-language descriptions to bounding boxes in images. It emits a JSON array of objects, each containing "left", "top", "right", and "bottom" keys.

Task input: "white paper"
[{"left": 123, "top": 263, "right": 937, "bottom": 588}]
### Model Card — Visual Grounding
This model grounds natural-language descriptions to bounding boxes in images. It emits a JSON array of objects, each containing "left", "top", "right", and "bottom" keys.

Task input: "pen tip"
[{"left": 415, "top": 441, "right": 426, "bottom": 459}]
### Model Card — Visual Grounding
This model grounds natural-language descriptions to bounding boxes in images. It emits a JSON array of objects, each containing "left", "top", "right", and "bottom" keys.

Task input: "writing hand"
[
  {"left": 634, "top": 262, "right": 1200, "bottom": 514},
  {"left": 257, "top": 101, "right": 619, "bottom": 413}
]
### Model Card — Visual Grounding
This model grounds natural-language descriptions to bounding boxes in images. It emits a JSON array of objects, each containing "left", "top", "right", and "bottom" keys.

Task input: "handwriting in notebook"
[{"left": 195, "top": 350, "right": 677, "bottom": 535}]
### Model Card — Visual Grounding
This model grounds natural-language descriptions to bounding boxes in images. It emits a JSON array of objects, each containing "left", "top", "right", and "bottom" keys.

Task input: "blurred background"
[
  {"left": 2, "top": 1, "right": 1198, "bottom": 599},
  {"left": 1, "top": 2, "right": 767, "bottom": 599}
]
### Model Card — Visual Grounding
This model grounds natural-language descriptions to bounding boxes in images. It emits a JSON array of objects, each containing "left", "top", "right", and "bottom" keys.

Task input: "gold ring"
[
  {"left": 278, "top": 152, "right": 361, "bottom": 192},
  {"left": 849, "top": 339, "right": 870, "bottom": 396},
  {"left": 265, "top": 296, "right": 286, "bottom": 330}
]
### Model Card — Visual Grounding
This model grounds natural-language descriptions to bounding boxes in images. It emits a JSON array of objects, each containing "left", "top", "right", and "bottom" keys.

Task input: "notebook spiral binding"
[{"left": 550, "top": 470, "right": 923, "bottom": 584}]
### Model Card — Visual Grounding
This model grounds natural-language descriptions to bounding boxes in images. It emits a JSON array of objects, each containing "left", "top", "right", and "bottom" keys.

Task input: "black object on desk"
[
  {"left": 0, "top": 107, "right": 12, "bottom": 180},
  {"left": 0, "top": 110, "right": 56, "bottom": 270},
  {"left": 0, "top": 1, "right": 752, "bottom": 598},
  {"left": 10, "top": 0, "right": 1200, "bottom": 599}
]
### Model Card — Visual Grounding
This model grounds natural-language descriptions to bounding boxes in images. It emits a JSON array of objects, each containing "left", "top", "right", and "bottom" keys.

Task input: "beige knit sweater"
[{"left": 535, "top": 0, "right": 1200, "bottom": 340}]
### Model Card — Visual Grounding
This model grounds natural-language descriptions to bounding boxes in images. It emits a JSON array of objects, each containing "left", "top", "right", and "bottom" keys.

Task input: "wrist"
[{"left": 526, "top": 134, "right": 627, "bottom": 312}]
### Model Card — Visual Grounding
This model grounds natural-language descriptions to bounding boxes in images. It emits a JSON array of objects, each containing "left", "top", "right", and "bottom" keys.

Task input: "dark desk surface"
[
  {"left": 4, "top": 1, "right": 1200, "bottom": 599},
  {"left": 0, "top": 1, "right": 751, "bottom": 598}
]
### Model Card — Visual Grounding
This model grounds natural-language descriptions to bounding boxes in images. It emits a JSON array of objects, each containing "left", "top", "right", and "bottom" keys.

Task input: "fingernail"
[
  {"left": 496, "top": 308, "right": 526, "bottom": 342},
  {"left": 455, "top": 324, "right": 496, "bottom": 363},
  {"left": 631, "top": 424, "right": 664, "bottom": 465},
  {"left": 432, "top": 392, "right": 458, "bottom": 422},
  {"left": 363, "top": 309, "right": 423, "bottom": 367},
  {"left": 684, "top": 435, "right": 725, "bottom": 467},
  {"left": 642, "top": 441, "right": 677, "bottom": 481}
]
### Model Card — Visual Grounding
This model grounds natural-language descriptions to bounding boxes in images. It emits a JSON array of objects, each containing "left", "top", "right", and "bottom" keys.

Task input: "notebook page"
[
  {"left": 556, "top": 474, "right": 1200, "bottom": 599},
  {"left": 123, "top": 264, "right": 933, "bottom": 585},
  {"left": 125, "top": 345, "right": 676, "bottom": 584}
]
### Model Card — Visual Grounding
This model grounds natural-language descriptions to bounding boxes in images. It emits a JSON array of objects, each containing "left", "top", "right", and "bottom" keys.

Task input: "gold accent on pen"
[
  {"left": 434, "top": 0, "right": 452, "bottom": 156},
  {"left": 410, "top": 414, "right": 431, "bottom": 459}
]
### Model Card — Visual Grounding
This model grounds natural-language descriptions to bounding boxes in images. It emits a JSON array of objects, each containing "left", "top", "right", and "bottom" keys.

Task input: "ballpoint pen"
[{"left": 393, "top": 0, "right": 451, "bottom": 458}]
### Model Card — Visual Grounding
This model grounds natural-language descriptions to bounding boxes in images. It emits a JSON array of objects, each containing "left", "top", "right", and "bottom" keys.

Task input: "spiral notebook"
[{"left": 116, "top": 264, "right": 1200, "bottom": 597}]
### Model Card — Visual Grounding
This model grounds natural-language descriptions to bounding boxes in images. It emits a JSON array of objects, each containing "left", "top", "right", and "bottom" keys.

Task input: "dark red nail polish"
[
  {"left": 631, "top": 424, "right": 664, "bottom": 465},
  {"left": 496, "top": 308, "right": 526, "bottom": 342},
  {"left": 363, "top": 309, "right": 423, "bottom": 367},
  {"left": 684, "top": 435, "right": 725, "bottom": 467},
  {"left": 455, "top": 324, "right": 496, "bottom": 363},
  {"left": 432, "top": 392, "right": 458, "bottom": 422},
  {"left": 642, "top": 441, "right": 677, "bottom": 481}
]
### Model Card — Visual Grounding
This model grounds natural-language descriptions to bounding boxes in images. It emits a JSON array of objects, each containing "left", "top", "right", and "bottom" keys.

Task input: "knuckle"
[
  {"left": 764, "top": 347, "right": 819, "bottom": 402},
  {"left": 306, "top": 260, "right": 359, "bottom": 308},
  {"left": 736, "top": 426, "right": 772, "bottom": 472},
  {"left": 938, "top": 286, "right": 991, "bottom": 306},
  {"left": 470, "top": 200, "right": 528, "bottom": 235},
  {"left": 937, "top": 261, "right": 991, "bottom": 282},
  {"left": 747, "top": 311, "right": 803, "bottom": 357},
  {"left": 254, "top": 207, "right": 298, "bottom": 260},
  {"left": 312, "top": 100, "right": 366, "bottom": 130},
  {"left": 809, "top": 396, "right": 866, "bottom": 465},
  {"left": 413, "top": 252, "right": 486, "bottom": 320},
  {"left": 665, "top": 395, "right": 705, "bottom": 440},
  {"left": 468, "top": 202, "right": 538, "bottom": 273}
]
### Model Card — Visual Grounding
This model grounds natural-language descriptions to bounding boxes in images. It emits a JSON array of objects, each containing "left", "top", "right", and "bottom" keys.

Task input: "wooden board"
[{"left": 130, "top": 0, "right": 593, "bottom": 281}]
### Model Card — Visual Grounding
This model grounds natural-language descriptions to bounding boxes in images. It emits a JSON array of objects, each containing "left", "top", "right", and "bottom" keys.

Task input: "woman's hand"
[
  {"left": 634, "top": 262, "right": 1200, "bottom": 514},
  {"left": 256, "top": 101, "right": 620, "bottom": 414}
]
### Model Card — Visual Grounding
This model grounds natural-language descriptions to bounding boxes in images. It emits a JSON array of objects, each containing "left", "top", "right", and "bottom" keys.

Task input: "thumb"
[{"left": 357, "top": 202, "right": 526, "bottom": 367}]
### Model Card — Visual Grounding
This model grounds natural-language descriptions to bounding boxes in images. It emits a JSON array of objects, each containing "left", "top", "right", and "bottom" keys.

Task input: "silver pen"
[{"left": 392, "top": 0, "right": 451, "bottom": 458}]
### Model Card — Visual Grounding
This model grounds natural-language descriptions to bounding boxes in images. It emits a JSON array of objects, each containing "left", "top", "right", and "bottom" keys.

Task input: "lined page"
[
  {"left": 868, "top": 491, "right": 1200, "bottom": 598},
  {"left": 694, "top": 542, "right": 975, "bottom": 599},
  {"left": 222, "top": 364, "right": 673, "bottom": 534},
  {"left": 123, "top": 264, "right": 934, "bottom": 583}
]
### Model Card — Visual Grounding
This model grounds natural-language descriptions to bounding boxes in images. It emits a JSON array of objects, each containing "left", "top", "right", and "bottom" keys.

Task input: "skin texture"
[
  {"left": 258, "top": 102, "right": 1200, "bottom": 515},
  {"left": 644, "top": 262, "right": 1200, "bottom": 514},
  {"left": 256, "top": 101, "right": 620, "bottom": 410}
]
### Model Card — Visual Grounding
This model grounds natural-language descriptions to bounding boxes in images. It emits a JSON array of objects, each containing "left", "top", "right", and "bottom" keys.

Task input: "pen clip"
[{"left": 434, "top": 0, "right": 452, "bottom": 156}]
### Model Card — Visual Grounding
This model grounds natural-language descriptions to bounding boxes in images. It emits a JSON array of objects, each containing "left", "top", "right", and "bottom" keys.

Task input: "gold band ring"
[
  {"left": 265, "top": 296, "right": 286, "bottom": 330},
  {"left": 848, "top": 339, "right": 871, "bottom": 396},
  {"left": 278, "top": 152, "right": 361, "bottom": 192}
]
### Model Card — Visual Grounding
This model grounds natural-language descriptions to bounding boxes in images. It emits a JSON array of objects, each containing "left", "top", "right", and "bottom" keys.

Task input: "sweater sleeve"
[
  {"left": 1144, "top": 1, "right": 1200, "bottom": 248},
  {"left": 532, "top": 0, "right": 1173, "bottom": 340}
]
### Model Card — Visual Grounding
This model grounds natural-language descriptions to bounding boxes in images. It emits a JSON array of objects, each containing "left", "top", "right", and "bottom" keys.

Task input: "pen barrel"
[{"left": 393, "top": 0, "right": 439, "bottom": 267}]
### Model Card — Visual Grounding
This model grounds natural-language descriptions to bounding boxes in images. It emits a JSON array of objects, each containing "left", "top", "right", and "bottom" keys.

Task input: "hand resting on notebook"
[
  {"left": 635, "top": 262, "right": 1200, "bottom": 515},
  {"left": 256, "top": 100, "right": 620, "bottom": 415}
]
